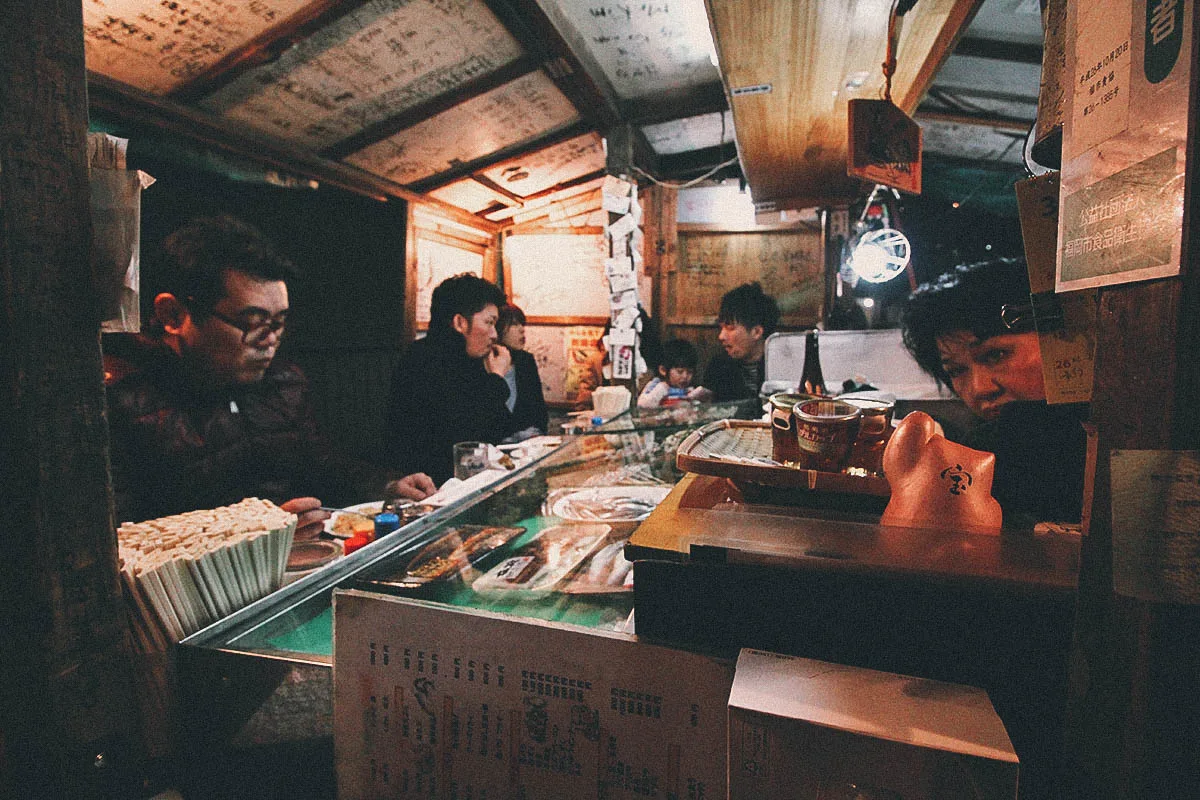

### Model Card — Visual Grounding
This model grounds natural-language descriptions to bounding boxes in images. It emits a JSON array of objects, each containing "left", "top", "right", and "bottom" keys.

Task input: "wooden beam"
[
  {"left": 483, "top": 0, "right": 621, "bottom": 129},
  {"left": 414, "top": 228, "right": 489, "bottom": 255},
  {"left": 623, "top": 82, "right": 729, "bottom": 126},
  {"left": 408, "top": 119, "right": 592, "bottom": 193},
  {"left": 658, "top": 142, "right": 740, "bottom": 179},
  {"left": 516, "top": 168, "right": 606, "bottom": 204},
  {"left": 509, "top": 225, "right": 605, "bottom": 236},
  {"left": 170, "top": 0, "right": 371, "bottom": 103},
  {"left": 486, "top": 172, "right": 606, "bottom": 224},
  {"left": 526, "top": 315, "right": 609, "bottom": 326},
  {"left": 915, "top": 108, "right": 1032, "bottom": 132},
  {"left": 403, "top": 204, "right": 419, "bottom": 346},
  {"left": 485, "top": 0, "right": 664, "bottom": 175},
  {"left": 87, "top": 72, "right": 501, "bottom": 234},
  {"left": 677, "top": 220, "right": 821, "bottom": 233},
  {"left": 509, "top": 188, "right": 601, "bottom": 226},
  {"left": 320, "top": 55, "right": 543, "bottom": 160},
  {"left": 468, "top": 173, "right": 527, "bottom": 205},
  {"left": 893, "top": 0, "right": 987, "bottom": 114},
  {"left": 1, "top": 1, "right": 142, "bottom": 794},
  {"left": 953, "top": 35, "right": 1043, "bottom": 65}
]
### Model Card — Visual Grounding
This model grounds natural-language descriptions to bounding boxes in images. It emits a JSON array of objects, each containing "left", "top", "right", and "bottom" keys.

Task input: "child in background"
[{"left": 638, "top": 339, "right": 707, "bottom": 408}]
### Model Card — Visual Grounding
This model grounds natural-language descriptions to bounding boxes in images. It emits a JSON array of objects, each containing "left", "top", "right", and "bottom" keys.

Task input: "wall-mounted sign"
[
  {"left": 1057, "top": 0, "right": 1193, "bottom": 291},
  {"left": 1111, "top": 449, "right": 1200, "bottom": 604},
  {"left": 847, "top": 99, "right": 922, "bottom": 195}
]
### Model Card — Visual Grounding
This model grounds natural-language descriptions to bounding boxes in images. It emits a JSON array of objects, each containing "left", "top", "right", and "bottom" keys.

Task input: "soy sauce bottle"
[{"left": 799, "top": 329, "right": 827, "bottom": 396}]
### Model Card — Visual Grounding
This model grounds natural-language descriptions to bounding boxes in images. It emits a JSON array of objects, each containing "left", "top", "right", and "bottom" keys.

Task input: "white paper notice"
[
  {"left": 608, "top": 327, "right": 637, "bottom": 346},
  {"left": 602, "top": 174, "right": 632, "bottom": 198},
  {"left": 608, "top": 213, "right": 637, "bottom": 240},
  {"left": 608, "top": 270, "right": 638, "bottom": 294},
  {"left": 602, "top": 193, "right": 631, "bottom": 214},
  {"left": 605, "top": 256, "right": 632, "bottom": 279},
  {"left": 1111, "top": 450, "right": 1200, "bottom": 604},
  {"left": 1066, "top": 0, "right": 1133, "bottom": 161},
  {"left": 610, "top": 288, "right": 638, "bottom": 311}
]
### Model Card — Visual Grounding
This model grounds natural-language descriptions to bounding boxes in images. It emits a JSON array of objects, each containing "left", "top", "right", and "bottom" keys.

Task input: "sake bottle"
[{"left": 799, "top": 329, "right": 827, "bottom": 396}]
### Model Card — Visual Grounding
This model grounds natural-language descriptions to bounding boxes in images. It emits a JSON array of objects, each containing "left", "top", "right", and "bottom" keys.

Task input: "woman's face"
[
  {"left": 936, "top": 330, "right": 1046, "bottom": 420},
  {"left": 500, "top": 321, "right": 525, "bottom": 350}
]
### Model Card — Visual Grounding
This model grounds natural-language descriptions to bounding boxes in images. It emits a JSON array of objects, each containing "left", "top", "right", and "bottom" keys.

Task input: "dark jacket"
[
  {"left": 509, "top": 349, "right": 549, "bottom": 435},
  {"left": 962, "top": 401, "right": 1089, "bottom": 527},
  {"left": 701, "top": 352, "right": 764, "bottom": 401},
  {"left": 386, "top": 332, "right": 515, "bottom": 484},
  {"left": 105, "top": 337, "right": 385, "bottom": 523}
]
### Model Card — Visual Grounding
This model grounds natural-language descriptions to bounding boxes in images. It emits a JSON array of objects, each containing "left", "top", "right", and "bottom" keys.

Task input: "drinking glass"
[{"left": 453, "top": 441, "right": 490, "bottom": 481}]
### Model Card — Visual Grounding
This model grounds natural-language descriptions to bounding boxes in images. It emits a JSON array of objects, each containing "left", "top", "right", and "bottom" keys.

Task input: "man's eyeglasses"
[{"left": 205, "top": 307, "right": 288, "bottom": 345}]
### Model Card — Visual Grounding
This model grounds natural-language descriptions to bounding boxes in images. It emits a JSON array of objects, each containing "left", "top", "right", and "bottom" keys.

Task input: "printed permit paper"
[
  {"left": 1111, "top": 450, "right": 1200, "bottom": 604},
  {"left": 1065, "top": 0, "right": 1132, "bottom": 161}
]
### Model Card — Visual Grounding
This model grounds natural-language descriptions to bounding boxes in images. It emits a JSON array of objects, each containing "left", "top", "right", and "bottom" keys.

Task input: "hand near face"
[
  {"left": 280, "top": 496, "right": 330, "bottom": 541},
  {"left": 484, "top": 343, "right": 512, "bottom": 376},
  {"left": 387, "top": 473, "right": 437, "bottom": 501}
]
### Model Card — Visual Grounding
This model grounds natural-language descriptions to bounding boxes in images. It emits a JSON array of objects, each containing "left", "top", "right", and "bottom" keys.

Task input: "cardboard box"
[
  {"left": 729, "top": 649, "right": 1019, "bottom": 800},
  {"left": 334, "top": 589, "right": 733, "bottom": 799}
]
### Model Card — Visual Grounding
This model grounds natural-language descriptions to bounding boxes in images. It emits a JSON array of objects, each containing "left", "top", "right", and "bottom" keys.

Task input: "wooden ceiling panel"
[
  {"left": 198, "top": 0, "right": 525, "bottom": 149},
  {"left": 708, "top": 0, "right": 982, "bottom": 207},
  {"left": 83, "top": 0, "right": 317, "bottom": 95},
  {"left": 541, "top": 0, "right": 720, "bottom": 100},
  {"left": 428, "top": 178, "right": 516, "bottom": 214},
  {"left": 642, "top": 111, "right": 734, "bottom": 155},
  {"left": 343, "top": 71, "right": 580, "bottom": 185},
  {"left": 484, "top": 174, "right": 605, "bottom": 222},
  {"left": 475, "top": 132, "right": 605, "bottom": 198}
]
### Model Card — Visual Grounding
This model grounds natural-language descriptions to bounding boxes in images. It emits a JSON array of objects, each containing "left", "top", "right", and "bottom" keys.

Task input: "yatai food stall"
[{"left": 2, "top": 1, "right": 1198, "bottom": 798}]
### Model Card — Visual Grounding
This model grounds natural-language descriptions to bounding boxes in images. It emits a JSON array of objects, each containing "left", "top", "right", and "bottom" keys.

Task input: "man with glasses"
[{"left": 105, "top": 215, "right": 435, "bottom": 537}]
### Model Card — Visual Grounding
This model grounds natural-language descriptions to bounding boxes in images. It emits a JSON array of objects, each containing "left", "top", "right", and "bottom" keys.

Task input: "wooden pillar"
[
  {"left": 1062, "top": 7, "right": 1200, "bottom": 796},
  {"left": 0, "top": 1, "right": 142, "bottom": 797},
  {"left": 642, "top": 185, "right": 678, "bottom": 344}
]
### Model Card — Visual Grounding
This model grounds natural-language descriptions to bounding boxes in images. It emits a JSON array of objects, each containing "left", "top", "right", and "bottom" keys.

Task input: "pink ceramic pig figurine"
[{"left": 880, "top": 411, "right": 1003, "bottom": 534}]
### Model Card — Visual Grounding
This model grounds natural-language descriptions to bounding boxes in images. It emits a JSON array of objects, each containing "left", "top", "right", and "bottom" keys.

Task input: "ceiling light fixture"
[
  {"left": 849, "top": 228, "right": 911, "bottom": 284},
  {"left": 841, "top": 184, "right": 914, "bottom": 287}
]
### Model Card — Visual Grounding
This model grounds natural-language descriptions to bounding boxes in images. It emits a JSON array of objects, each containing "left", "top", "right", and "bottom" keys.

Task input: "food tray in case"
[{"left": 675, "top": 420, "right": 890, "bottom": 496}]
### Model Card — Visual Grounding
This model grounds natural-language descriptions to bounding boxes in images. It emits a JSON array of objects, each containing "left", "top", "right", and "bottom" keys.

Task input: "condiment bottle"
[
  {"left": 799, "top": 329, "right": 827, "bottom": 396},
  {"left": 374, "top": 512, "right": 401, "bottom": 538}
]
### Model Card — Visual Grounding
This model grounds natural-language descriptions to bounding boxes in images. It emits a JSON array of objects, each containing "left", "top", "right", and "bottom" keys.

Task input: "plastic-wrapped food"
[
  {"left": 544, "top": 485, "right": 672, "bottom": 522},
  {"left": 558, "top": 538, "right": 635, "bottom": 594},
  {"left": 471, "top": 523, "right": 610, "bottom": 598},
  {"left": 373, "top": 525, "right": 526, "bottom": 590}
]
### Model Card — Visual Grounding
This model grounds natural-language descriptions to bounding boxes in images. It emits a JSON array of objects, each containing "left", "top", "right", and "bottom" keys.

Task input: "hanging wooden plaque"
[{"left": 847, "top": 99, "right": 922, "bottom": 194}]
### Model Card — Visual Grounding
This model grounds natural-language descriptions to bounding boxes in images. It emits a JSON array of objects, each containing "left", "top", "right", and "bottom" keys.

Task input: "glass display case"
[{"left": 175, "top": 399, "right": 760, "bottom": 780}]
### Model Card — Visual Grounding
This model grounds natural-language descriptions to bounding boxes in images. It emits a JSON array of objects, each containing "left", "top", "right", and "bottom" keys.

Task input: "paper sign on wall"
[
  {"left": 1111, "top": 450, "right": 1200, "bottom": 604},
  {"left": 1057, "top": 0, "right": 1192, "bottom": 291}
]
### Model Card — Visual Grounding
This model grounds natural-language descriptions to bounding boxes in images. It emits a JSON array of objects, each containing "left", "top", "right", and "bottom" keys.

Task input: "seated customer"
[
  {"left": 496, "top": 303, "right": 548, "bottom": 441},
  {"left": 702, "top": 282, "right": 780, "bottom": 401},
  {"left": 638, "top": 339, "right": 706, "bottom": 408},
  {"left": 901, "top": 257, "right": 1088, "bottom": 526},
  {"left": 386, "top": 274, "right": 515, "bottom": 483},
  {"left": 105, "top": 215, "right": 435, "bottom": 539}
]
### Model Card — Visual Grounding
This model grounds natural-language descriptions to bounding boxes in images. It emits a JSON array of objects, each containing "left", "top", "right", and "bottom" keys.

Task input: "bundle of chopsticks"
[{"left": 117, "top": 498, "right": 296, "bottom": 651}]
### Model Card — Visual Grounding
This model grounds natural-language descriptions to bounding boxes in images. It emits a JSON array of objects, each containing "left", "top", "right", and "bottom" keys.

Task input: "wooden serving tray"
[{"left": 675, "top": 420, "right": 890, "bottom": 496}]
